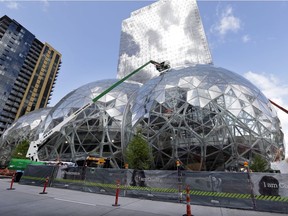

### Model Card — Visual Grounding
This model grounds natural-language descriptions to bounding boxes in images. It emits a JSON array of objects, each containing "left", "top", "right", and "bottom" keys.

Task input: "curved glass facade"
[
  {"left": 1, "top": 66, "right": 284, "bottom": 170},
  {"left": 122, "top": 65, "right": 284, "bottom": 171},
  {"left": 0, "top": 107, "right": 51, "bottom": 165},
  {"left": 36, "top": 80, "right": 140, "bottom": 167}
]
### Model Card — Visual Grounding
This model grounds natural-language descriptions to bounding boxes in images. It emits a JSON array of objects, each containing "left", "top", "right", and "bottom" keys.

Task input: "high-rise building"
[
  {"left": 117, "top": 0, "right": 212, "bottom": 84},
  {"left": 0, "top": 15, "right": 61, "bottom": 137}
]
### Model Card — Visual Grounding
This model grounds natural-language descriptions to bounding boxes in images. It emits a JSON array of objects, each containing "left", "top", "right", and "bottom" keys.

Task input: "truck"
[
  {"left": 8, "top": 158, "right": 45, "bottom": 182},
  {"left": 25, "top": 60, "right": 170, "bottom": 164}
]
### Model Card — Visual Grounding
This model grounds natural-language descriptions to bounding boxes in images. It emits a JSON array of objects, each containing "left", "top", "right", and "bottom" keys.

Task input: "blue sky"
[{"left": 1, "top": 0, "right": 288, "bottom": 153}]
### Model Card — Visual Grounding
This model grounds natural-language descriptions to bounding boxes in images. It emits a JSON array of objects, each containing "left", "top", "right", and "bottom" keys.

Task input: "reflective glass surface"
[
  {"left": 0, "top": 107, "right": 51, "bottom": 164},
  {"left": 117, "top": 0, "right": 212, "bottom": 83},
  {"left": 122, "top": 65, "right": 284, "bottom": 170},
  {"left": 36, "top": 80, "right": 140, "bottom": 167},
  {"left": 0, "top": 17, "right": 35, "bottom": 135}
]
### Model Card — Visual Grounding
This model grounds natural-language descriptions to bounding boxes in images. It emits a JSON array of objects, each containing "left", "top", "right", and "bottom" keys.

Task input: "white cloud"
[
  {"left": 6, "top": 1, "right": 19, "bottom": 10},
  {"left": 211, "top": 5, "right": 241, "bottom": 37},
  {"left": 244, "top": 71, "right": 288, "bottom": 158},
  {"left": 242, "top": 34, "right": 250, "bottom": 43},
  {"left": 244, "top": 71, "right": 288, "bottom": 98}
]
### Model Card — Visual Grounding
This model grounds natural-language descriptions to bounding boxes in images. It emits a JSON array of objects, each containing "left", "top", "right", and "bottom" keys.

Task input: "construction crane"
[
  {"left": 269, "top": 99, "right": 288, "bottom": 114},
  {"left": 26, "top": 60, "right": 170, "bottom": 161},
  {"left": 269, "top": 99, "right": 287, "bottom": 162}
]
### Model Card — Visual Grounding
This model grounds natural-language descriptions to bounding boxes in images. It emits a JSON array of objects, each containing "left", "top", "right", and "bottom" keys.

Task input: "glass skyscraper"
[
  {"left": 0, "top": 15, "right": 61, "bottom": 137},
  {"left": 117, "top": 0, "right": 212, "bottom": 84}
]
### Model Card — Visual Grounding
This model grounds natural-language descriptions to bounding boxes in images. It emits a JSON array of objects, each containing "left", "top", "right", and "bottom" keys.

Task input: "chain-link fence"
[{"left": 20, "top": 165, "right": 288, "bottom": 214}]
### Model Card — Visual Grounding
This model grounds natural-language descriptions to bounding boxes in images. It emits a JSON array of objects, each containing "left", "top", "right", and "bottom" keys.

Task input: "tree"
[
  {"left": 249, "top": 154, "right": 269, "bottom": 172},
  {"left": 125, "top": 132, "right": 152, "bottom": 170},
  {"left": 11, "top": 140, "right": 30, "bottom": 159}
]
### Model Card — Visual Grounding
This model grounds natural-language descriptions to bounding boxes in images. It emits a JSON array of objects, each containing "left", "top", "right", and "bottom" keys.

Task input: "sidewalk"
[{"left": 0, "top": 178, "right": 285, "bottom": 216}]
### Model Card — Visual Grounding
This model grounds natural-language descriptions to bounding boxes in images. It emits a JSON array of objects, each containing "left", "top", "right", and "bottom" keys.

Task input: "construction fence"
[{"left": 20, "top": 165, "right": 288, "bottom": 214}]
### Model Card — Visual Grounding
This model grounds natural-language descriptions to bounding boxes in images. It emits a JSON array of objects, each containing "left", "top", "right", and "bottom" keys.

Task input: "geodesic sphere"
[
  {"left": 122, "top": 65, "right": 284, "bottom": 170},
  {"left": 37, "top": 79, "right": 140, "bottom": 167},
  {"left": 0, "top": 107, "right": 51, "bottom": 165}
]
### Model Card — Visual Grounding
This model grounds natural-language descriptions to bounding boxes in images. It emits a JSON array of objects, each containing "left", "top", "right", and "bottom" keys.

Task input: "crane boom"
[
  {"left": 269, "top": 99, "right": 288, "bottom": 114},
  {"left": 26, "top": 60, "right": 167, "bottom": 161}
]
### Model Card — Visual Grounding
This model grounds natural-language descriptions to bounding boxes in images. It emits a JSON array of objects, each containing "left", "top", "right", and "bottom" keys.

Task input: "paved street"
[{"left": 0, "top": 178, "right": 286, "bottom": 216}]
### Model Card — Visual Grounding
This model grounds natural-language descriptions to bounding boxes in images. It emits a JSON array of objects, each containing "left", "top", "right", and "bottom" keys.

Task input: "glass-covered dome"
[
  {"left": 122, "top": 65, "right": 284, "bottom": 171},
  {"left": 0, "top": 107, "right": 51, "bottom": 165},
  {"left": 37, "top": 79, "right": 140, "bottom": 167}
]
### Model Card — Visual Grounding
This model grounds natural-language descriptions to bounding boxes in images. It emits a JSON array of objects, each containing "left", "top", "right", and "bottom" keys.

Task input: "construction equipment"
[
  {"left": 269, "top": 99, "right": 288, "bottom": 114},
  {"left": 8, "top": 158, "right": 45, "bottom": 170},
  {"left": 7, "top": 158, "right": 45, "bottom": 182},
  {"left": 76, "top": 156, "right": 111, "bottom": 168},
  {"left": 269, "top": 99, "right": 286, "bottom": 162},
  {"left": 152, "top": 60, "right": 170, "bottom": 73},
  {"left": 26, "top": 60, "right": 170, "bottom": 162}
]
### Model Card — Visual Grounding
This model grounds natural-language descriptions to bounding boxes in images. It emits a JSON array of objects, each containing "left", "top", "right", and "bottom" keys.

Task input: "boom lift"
[
  {"left": 26, "top": 60, "right": 170, "bottom": 161},
  {"left": 269, "top": 99, "right": 288, "bottom": 114}
]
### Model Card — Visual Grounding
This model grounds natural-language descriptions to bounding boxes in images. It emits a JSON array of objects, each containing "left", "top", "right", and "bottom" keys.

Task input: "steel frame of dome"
[
  {"left": 36, "top": 80, "right": 140, "bottom": 168},
  {"left": 122, "top": 65, "right": 284, "bottom": 171},
  {"left": 0, "top": 108, "right": 51, "bottom": 165}
]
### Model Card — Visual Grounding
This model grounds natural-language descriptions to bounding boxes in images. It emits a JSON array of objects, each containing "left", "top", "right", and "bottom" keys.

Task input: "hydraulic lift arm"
[
  {"left": 26, "top": 60, "right": 169, "bottom": 161},
  {"left": 269, "top": 99, "right": 288, "bottom": 115}
]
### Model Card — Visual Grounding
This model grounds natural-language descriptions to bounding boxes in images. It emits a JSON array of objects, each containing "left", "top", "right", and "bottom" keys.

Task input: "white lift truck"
[{"left": 26, "top": 60, "right": 170, "bottom": 161}]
